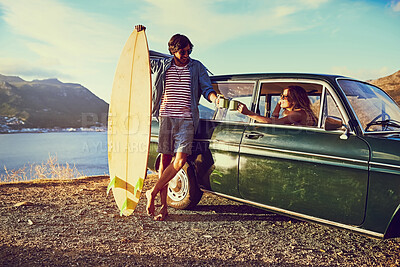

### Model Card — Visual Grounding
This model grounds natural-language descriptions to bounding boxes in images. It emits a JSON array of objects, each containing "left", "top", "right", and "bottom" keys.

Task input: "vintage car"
[{"left": 147, "top": 73, "right": 400, "bottom": 239}]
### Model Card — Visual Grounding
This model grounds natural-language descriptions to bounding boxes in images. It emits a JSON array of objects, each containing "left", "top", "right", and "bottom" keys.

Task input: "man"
[{"left": 135, "top": 25, "right": 218, "bottom": 221}]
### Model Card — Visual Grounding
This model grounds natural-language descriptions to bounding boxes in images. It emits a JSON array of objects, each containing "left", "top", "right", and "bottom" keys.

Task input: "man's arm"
[{"left": 197, "top": 62, "right": 218, "bottom": 104}]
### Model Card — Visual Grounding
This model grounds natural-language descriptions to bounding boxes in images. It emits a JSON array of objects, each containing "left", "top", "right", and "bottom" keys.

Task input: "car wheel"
[
  {"left": 166, "top": 161, "right": 203, "bottom": 210},
  {"left": 154, "top": 155, "right": 203, "bottom": 210},
  {"left": 154, "top": 155, "right": 202, "bottom": 210}
]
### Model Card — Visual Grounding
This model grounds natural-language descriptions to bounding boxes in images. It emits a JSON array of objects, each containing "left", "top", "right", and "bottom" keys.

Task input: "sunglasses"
[
  {"left": 280, "top": 94, "right": 289, "bottom": 100},
  {"left": 179, "top": 49, "right": 192, "bottom": 56}
]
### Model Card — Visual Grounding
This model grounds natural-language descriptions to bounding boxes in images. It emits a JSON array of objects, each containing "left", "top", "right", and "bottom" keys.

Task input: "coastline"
[{"left": 0, "top": 126, "right": 107, "bottom": 134}]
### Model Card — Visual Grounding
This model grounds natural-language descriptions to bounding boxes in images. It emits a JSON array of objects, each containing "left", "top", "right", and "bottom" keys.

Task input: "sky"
[{"left": 0, "top": 0, "right": 399, "bottom": 103}]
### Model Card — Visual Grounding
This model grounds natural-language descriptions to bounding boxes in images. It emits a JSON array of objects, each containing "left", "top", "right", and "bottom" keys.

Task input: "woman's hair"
[
  {"left": 287, "top": 85, "right": 318, "bottom": 125},
  {"left": 287, "top": 85, "right": 311, "bottom": 110},
  {"left": 168, "top": 34, "right": 194, "bottom": 55}
]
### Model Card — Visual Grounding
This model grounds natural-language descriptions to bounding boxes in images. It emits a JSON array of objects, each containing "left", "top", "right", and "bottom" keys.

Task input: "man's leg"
[
  {"left": 146, "top": 152, "right": 188, "bottom": 219},
  {"left": 154, "top": 154, "right": 172, "bottom": 221}
]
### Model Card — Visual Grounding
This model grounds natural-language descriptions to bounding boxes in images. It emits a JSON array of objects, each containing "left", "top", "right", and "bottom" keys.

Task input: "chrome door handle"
[{"left": 245, "top": 132, "right": 264, "bottom": 139}]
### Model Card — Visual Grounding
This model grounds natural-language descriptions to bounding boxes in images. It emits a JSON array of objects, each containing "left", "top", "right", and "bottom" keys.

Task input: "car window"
[
  {"left": 338, "top": 80, "right": 400, "bottom": 132},
  {"left": 211, "top": 82, "right": 255, "bottom": 122},
  {"left": 259, "top": 95, "right": 322, "bottom": 121},
  {"left": 321, "top": 89, "right": 345, "bottom": 127},
  {"left": 257, "top": 82, "right": 322, "bottom": 127}
]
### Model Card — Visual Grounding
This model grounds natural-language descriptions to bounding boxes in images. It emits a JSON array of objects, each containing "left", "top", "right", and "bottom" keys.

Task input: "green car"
[{"left": 148, "top": 73, "right": 400, "bottom": 239}]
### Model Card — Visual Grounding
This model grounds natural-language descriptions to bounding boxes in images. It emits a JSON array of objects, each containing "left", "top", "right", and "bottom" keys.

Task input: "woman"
[{"left": 238, "top": 85, "right": 317, "bottom": 126}]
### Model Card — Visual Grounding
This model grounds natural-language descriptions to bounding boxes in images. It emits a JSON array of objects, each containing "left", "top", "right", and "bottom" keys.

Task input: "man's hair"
[{"left": 168, "top": 34, "right": 194, "bottom": 55}]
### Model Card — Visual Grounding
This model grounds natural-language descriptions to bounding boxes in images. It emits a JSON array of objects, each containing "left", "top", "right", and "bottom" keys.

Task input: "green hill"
[{"left": 0, "top": 74, "right": 108, "bottom": 128}]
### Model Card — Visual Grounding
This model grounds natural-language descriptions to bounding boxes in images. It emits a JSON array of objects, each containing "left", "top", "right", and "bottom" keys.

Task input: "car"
[{"left": 147, "top": 72, "right": 400, "bottom": 239}]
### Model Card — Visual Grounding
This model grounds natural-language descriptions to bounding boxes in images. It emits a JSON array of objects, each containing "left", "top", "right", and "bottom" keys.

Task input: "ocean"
[{"left": 0, "top": 132, "right": 109, "bottom": 179}]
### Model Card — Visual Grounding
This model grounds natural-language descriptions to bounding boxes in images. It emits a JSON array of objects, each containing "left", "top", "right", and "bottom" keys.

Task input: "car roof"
[{"left": 210, "top": 73, "right": 348, "bottom": 82}]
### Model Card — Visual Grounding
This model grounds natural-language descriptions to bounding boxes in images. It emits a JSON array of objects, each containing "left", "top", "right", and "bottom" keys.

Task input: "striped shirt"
[{"left": 159, "top": 64, "right": 192, "bottom": 118}]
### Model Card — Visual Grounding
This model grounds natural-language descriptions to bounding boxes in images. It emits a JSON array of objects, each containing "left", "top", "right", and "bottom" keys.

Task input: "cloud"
[
  {"left": 140, "top": 0, "right": 330, "bottom": 49},
  {"left": 299, "top": 0, "right": 330, "bottom": 8},
  {"left": 0, "top": 0, "right": 127, "bottom": 100},
  {"left": 0, "top": 0, "right": 125, "bottom": 76},
  {"left": 0, "top": 0, "right": 332, "bottom": 101},
  {"left": 0, "top": 0, "right": 124, "bottom": 60},
  {"left": 330, "top": 66, "right": 392, "bottom": 81},
  {"left": 390, "top": 0, "right": 400, "bottom": 12},
  {"left": 0, "top": 58, "right": 67, "bottom": 79}
]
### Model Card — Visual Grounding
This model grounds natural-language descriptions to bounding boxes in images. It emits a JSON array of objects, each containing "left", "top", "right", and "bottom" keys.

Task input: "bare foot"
[
  {"left": 146, "top": 190, "right": 155, "bottom": 216},
  {"left": 154, "top": 208, "right": 168, "bottom": 221}
]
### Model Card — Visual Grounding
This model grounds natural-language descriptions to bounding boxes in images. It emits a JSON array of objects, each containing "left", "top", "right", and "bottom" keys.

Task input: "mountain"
[
  {"left": 1, "top": 70, "right": 399, "bottom": 130},
  {"left": 0, "top": 74, "right": 108, "bottom": 128},
  {"left": 369, "top": 70, "right": 400, "bottom": 104},
  {"left": 0, "top": 74, "right": 25, "bottom": 83}
]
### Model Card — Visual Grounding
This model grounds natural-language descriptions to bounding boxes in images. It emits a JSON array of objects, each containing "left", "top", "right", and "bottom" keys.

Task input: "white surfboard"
[{"left": 107, "top": 29, "right": 152, "bottom": 216}]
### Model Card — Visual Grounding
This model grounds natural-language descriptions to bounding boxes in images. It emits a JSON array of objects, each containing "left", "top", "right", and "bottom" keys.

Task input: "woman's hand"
[{"left": 237, "top": 103, "right": 251, "bottom": 115}]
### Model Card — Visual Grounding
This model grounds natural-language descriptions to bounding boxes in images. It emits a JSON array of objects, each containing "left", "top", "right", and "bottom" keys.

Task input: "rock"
[
  {"left": 27, "top": 219, "right": 34, "bottom": 225},
  {"left": 78, "top": 209, "right": 87, "bottom": 216},
  {"left": 14, "top": 201, "right": 35, "bottom": 207}
]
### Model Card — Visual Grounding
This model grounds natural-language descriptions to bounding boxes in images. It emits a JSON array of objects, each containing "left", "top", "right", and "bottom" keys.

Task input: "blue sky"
[{"left": 0, "top": 0, "right": 399, "bottom": 103}]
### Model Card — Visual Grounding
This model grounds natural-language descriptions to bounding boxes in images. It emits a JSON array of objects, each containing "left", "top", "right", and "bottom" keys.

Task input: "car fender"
[{"left": 384, "top": 204, "right": 400, "bottom": 239}]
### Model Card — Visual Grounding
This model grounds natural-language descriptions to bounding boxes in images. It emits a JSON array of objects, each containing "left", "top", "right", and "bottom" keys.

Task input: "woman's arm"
[
  {"left": 237, "top": 103, "right": 272, "bottom": 123},
  {"left": 238, "top": 103, "right": 304, "bottom": 124},
  {"left": 271, "top": 102, "right": 281, "bottom": 118}
]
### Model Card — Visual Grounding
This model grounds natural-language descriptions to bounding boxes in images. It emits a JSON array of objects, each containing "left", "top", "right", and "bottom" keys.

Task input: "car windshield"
[{"left": 338, "top": 79, "right": 400, "bottom": 132}]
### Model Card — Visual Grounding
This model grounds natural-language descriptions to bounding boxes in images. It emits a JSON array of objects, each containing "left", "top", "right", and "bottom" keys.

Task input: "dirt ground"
[{"left": 1, "top": 175, "right": 399, "bottom": 266}]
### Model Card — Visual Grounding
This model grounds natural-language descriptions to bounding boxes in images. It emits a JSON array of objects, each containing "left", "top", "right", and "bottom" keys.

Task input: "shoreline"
[
  {"left": 0, "top": 175, "right": 108, "bottom": 185},
  {"left": 0, "top": 127, "right": 107, "bottom": 134}
]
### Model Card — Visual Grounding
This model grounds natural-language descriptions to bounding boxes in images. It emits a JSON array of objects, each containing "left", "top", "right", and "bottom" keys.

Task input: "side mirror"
[
  {"left": 324, "top": 116, "right": 350, "bottom": 140},
  {"left": 324, "top": 116, "right": 343, "bottom": 131}
]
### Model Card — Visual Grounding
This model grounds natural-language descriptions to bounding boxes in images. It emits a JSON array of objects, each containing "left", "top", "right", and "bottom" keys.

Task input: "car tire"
[
  {"left": 154, "top": 154, "right": 203, "bottom": 210},
  {"left": 166, "top": 161, "right": 203, "bottom": 210}
]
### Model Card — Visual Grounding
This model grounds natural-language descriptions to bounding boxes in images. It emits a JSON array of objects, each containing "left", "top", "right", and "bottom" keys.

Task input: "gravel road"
[{"left": 1, "top": 175, "right": 399, "bottom": 266}]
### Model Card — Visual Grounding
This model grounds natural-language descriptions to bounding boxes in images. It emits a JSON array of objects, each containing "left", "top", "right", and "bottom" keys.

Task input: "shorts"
[{"left": 157, "top": 117, "right": 194, "bottom": 155}]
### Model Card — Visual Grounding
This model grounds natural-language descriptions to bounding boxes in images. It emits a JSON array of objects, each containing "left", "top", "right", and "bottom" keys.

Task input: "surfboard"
[{"left": 107, "top": 29, "right": 152, "bottom": 216}]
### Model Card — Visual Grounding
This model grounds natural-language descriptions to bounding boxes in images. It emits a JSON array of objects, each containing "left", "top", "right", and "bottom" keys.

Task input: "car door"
[
  {"left": 238, "top": 80, "right": 370, "bottom": 225},
  {"left": 205, "top": 81, "right": 255, "bottom": 197}
]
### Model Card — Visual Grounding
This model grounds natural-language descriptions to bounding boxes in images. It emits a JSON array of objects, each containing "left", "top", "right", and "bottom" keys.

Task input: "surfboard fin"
[
  {"left": 107, "top": 176, "right": 117, "bottom": 196},
  {"left": 134, "top": 177, "right": 144, "bottom": 196},
  {"left": 120, "top": 198, "right": 128, "bottom": 216}
]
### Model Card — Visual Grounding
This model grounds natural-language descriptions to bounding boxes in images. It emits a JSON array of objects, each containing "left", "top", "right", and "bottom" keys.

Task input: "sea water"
[{"left": 0, "top": 132, "right": 109, "bottom": 179}]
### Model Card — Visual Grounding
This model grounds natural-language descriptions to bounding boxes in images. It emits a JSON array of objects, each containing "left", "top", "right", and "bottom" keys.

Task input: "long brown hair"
[{"left": 287, "top": 85, "right": 318, "bottom": 125}]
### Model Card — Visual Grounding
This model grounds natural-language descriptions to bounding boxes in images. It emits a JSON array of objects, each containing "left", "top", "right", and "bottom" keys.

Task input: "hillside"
[
  {"left": 0, "top": 74, "right": 108, "bottom": 129},
  {"left": 1, "top": 70, "right": 398, "bottom": 130},
  {"left": 369, "top": 70, "right": 400, "bottom": 104}
]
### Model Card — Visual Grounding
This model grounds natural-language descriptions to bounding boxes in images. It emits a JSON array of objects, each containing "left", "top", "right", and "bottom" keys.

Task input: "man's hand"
[{"left": 135, "top": 25, "right": 146, "bottom": 32}]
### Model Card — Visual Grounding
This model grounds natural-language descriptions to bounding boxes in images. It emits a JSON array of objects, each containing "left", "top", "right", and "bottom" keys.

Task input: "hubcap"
[{"left": 168, "top": 169, "right": 188, "bottom": 201}]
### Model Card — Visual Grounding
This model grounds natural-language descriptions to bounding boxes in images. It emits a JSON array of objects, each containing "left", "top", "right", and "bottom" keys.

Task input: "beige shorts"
[{"left": 157, "top": 117, "right": 194, "bottom": 155}]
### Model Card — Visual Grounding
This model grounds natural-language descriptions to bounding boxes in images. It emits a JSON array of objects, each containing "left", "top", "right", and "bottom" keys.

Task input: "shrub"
[{"left": 1, "top": 155, "right": 83, "bottom": 182}]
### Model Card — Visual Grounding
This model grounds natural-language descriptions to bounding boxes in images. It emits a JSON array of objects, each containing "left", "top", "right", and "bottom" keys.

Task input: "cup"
[{"left": 229, "top": 100, "right": 239, "bottom": 111}]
